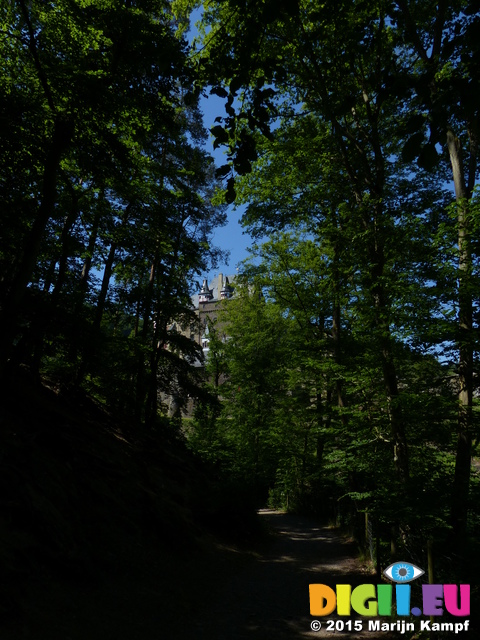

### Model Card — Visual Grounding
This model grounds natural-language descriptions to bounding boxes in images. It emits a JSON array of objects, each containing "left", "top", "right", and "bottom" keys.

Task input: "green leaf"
[{"left": 215, "top": 163, "right": 231, "bottom": 178}]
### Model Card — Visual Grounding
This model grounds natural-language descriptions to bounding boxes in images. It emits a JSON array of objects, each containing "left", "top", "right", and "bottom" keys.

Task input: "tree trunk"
[
  {"left": 0, "top": 117, "right": 72, "bottom": 373},
  {"left": 145, "top": 314, "right": 168, "bottom": 428},
  {"left": 332, "top": 302, "right": 347, "bottom": 418},
  {"left": 331, "top": 236, "right": 348, "bottom": 423},
  {"left": 49, "top": 182, "right": 81, "bottom": 300},
  {"left": 71, "top": 205, "right": 102, "bottom": 380},
  {"left": 135, "top": 253, "right": 158, "bottom": 422},
  {"left": 93, "top": 241, "right": 117, "bottom": 332},
  {"left": 447, "top": 129, "right": 473, "bottom": 544},
  {"left": 369, "top": 205, "right": 409, "bottom": 485},
  {"left": 78, "top": 206, "right": 102, "bottom": 301},
  {"left": 93, "top": 205, "right": 131, "bottom": 332}
]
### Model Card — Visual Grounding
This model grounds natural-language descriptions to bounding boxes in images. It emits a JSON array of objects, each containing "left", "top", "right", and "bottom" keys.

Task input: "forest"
[{"left": 0, "top": 0, "right": 479, "bottom": 636}]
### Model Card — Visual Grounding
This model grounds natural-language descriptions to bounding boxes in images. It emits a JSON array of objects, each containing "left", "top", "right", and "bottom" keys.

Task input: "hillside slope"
[{"left": 0, "top": 368, "right": 257, "bottom": 638}]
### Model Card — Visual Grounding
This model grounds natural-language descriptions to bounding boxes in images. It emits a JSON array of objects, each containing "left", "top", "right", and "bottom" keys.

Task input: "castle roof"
[{"left": 192, "top": 273, "right": 235, "bottom": 308}]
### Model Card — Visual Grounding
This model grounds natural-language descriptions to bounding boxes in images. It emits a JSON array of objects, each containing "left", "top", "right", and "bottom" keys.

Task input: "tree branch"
[{"left": 18, "top": 0, "right": 56, "bottom": 113}]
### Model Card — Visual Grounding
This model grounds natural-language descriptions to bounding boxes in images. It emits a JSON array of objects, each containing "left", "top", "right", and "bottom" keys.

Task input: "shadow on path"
[
  {"left": 6, "top": 509, "right": 401, "bottom": 640},
  {"left": 190, "top": 509, "right": 398, "bottom": 640}
]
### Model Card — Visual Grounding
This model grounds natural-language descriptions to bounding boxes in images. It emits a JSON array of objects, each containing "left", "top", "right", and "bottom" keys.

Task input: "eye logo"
[{"left": 383, "top": 562, "right": 424, "bottom": 583}]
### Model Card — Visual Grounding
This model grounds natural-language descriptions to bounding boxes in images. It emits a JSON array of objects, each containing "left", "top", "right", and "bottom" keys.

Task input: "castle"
[
  {"left": 191, "top": 273, "right": 234, "bottom": 358},
  {"left": 163, "top": 273, "right": 234, "bottom": 416}
]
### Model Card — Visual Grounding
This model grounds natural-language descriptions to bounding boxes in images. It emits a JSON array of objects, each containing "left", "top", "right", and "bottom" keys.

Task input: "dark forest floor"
[
  {"left": 2, "top": 376, "right": 474, "bottom": 640},
  {"left": 3, "top": 510, "right": 401, "bottom": 640},
  {"left": 188, "top": 509, "right": 399, "bottom": 640}
]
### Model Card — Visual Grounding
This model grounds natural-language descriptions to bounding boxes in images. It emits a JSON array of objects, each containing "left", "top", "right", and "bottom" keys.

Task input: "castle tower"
[
  {"left": 198, "top": 277, "right": 213, "bottom": 303},
  {"left": 220, "top": 275, "right": 233, "bottom": 299}
]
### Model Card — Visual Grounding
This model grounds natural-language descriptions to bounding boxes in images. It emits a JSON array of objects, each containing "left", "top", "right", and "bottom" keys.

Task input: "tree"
[
  {"left": 388, "top": 0, "right": 480, "bottom": 544},
  {"left": 179, "top": 0, "right": 416, "bottom": 484},
  {"left": 175, "top": 0, "right": 479, "bottom": 544},
  {"left": 0, "top": 1, "right": 227, "bottom": 425}
]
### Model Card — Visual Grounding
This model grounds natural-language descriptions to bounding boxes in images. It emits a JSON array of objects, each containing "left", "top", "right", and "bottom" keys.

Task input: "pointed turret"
[
  {"left": 199, "top": 277, "right": 213, "bottom": 303},
  {"left": 220, "top": 275, "right": 233, "bottom": 299}
]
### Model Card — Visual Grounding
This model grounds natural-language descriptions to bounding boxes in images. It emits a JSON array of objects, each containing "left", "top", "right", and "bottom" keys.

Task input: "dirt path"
[
  {"left": 7, "top": 509, "right": 400, "bottom": 640},
  {"left": 190, "top": 509, "right": 397, "bottom": 640}
]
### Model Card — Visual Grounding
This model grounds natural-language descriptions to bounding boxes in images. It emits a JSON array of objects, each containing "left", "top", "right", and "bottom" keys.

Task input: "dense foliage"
[
  {"left": 181, "top": 0, "right": 480, "bottom": 583},
  {"left": 0, "top": 0, "right": 226, "bottom": 424},
  {"left": 1, "top": 0, "right": 479, "bottom": 608}
]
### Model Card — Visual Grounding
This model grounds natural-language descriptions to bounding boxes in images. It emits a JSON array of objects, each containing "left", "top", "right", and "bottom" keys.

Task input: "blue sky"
[
  {"left": 187, "top": 9, "right": 253, "bottom": 282},
  {"left": 199, "top": 92, "right": 252, "bottom": 280}
]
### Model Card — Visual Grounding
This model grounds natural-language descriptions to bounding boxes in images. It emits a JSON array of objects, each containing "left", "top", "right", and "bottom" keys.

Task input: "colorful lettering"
[
  {"left": 444, "top": 584, "right": 470, "bottom": 616},
  {"left": 351, "top": 584, "right": 378, "bottom": 616},
  {"left": 309, "top": 584, "right": 336, "bottom": 616},
  {"left": 309, "top": 580, "right": 470, "bottom": 618},
  {"left": 422, "top": 585, "right": 444, "bottom": 616},
  {"left": 395, "top": 584, "right": 411, "bottom": 616},
  {"left": 336, "top": 584, "right": 351, "bottom": 616}
]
